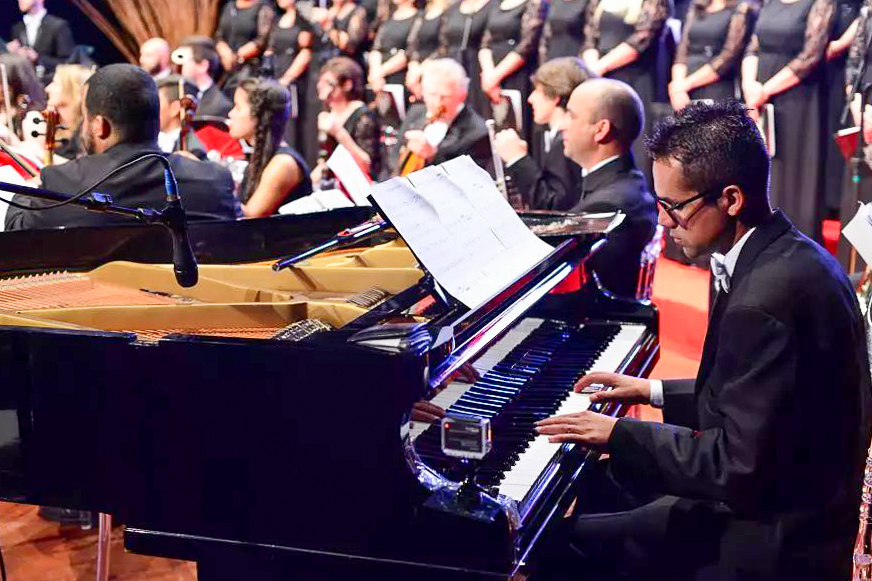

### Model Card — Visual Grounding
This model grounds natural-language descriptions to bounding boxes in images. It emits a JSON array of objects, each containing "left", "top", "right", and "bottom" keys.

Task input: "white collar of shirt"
[
  {"left": 158, "top": 128, "right": 181, "bottom": 154},
  {"left": 196, "top": 80, "right": 214, "bottom": 99},
  {"left": 581, "top": 154, "right": 621, "bottom": 178},
  {"left": 23, "top": 8, "right": 47, "bottom": 47},
  {"left": 710, "top": 226, "right": 757, "bottom": 294},
  {"left": 543, "top": 124, "right": 560, "bottom": 154}
]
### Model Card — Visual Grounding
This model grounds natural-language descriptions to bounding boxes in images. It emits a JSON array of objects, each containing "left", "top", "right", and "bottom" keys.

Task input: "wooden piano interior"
[{"left": 0, "top": 240, "right": 423, "bottom": 341}]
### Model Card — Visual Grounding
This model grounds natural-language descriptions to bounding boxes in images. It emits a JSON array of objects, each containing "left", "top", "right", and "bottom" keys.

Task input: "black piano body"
[{"left": 0, "top": 212, "right": 659, "bottom": 580}]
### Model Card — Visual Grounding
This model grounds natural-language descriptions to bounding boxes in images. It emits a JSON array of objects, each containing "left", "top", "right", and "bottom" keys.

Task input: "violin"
[
  {"left": 178, "top": 78, "right": 199, "bottom": 154},
  {"left": 41, "top": 106, "right": 60, "bottom": 166},
  {"left": 396, "top": 104, "right": 445, "bottom": 177}
]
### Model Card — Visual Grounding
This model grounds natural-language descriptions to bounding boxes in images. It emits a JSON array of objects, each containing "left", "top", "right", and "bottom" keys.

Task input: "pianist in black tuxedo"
[
  {"left": 535, "top": 101, "right": 872, "bottom": 581},
  {"left": 390, "top": 58, "right": 492, "bottom": 175},
  {"left": 5, "top": 64, "right": 240, "bottom": 232},
  {"left": 559, "top": 78, "right": 656, "bottom": 297},
  {"left": 174, "top": 37, "right": 234, "bottom": 119},
  {"left": 9, "top": 0, "right": 75, "bottom": 82},
  {"left": 494, "top": 57, "right": 593, "bottom": 211}
]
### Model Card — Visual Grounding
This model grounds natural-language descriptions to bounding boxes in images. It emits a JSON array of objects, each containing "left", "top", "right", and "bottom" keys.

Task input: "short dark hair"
[
  {"left": 85, "top": 64, "right": 160, "bottom": 143},
  {"left": 157, "top": 74, "right": 197, "bottom": 102},
  {"left": 586, "top": 79, "right": 643, "bottom": 148},
  {"left": 178, "top": 35, "right": 221, "bottom": 77},
  {"left": 533, "top": 57, "right": 596, "bottom": 108},
  {"left": 319, "top": 57, "right": 364, "bottom": 101},
  {"left": 645, "top": 100, "right": 770, "bottom": 222}
]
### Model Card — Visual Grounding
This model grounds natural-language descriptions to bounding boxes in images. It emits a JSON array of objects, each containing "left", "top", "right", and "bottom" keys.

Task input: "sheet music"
[
  {"left": 843, "top": 202, "right": 872, "bottom": 265},
  {"left": 371, "top": 156, "right": 553, "bottom": 309},
  {"left": 0, "top": 165, "right": 27, "bottom": 232},
  {"left": 278, "top": 188, "right": 355, "bottom": 215},
  {"left": 326, "top": 145, "right": 372, "bottom": 206}
]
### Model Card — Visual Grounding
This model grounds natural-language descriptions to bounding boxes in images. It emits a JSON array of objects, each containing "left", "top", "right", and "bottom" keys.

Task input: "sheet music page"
[
  {"left": 0, "top": 166, "right": 27, "bottom": 232},
  {"left": 371, "top": 156, "right": 553, "bottom": 309},
  {"left": 843, "top": 202, "right": 872, "bottom": 265},
  {"left": 326, "top": 145, "right": 372, "bottom": 206}
]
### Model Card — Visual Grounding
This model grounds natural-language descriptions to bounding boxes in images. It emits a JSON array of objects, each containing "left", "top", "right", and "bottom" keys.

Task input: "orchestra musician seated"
[
  {"left": 0, "top": 52, "right": 46, "bottom": 145},
  {"left": 44, "top": 63, "right": 93, "bottom": 160},
  {"left": 227, "top": 77, "right": 311, "bottom": 217},
  {"left": 310, "top": 56, "right": 381, "bottom": 184},
  {"left": 139, "top": 37, "right": 171, "bottom": 82},
  {"left": 560, "top": 78, "right": 656, "bottom": 297},
  {"left": 390, "top": 58, "right": 492, "bottom": 175},
  {"left": 4, "top": 64, "right": 240, "bottom": 231},
  {"left": 493, "top": 57, "right": 594, "bottom": 211},
  {"left": 156, "top": 75, "right": 207, "bottom": 159},
  {"left": 172, "top": 36, "right": 233, "bottom": 119}
]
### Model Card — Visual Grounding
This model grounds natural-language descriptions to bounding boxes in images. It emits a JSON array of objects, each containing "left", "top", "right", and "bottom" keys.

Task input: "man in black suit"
[
  {"left": 173, "top": 36, "right": 233, "bottom": 119},
  {"left": 391, "top": 58, "right": 492, "bottom": 175},
  {"left": 9, "top": 0, "right": 74, "bottom": 82},
  {"left": 156, "top": 75, "right": 209, "bottom": 159},
  {"left": 5, "top": 64, "right": 239, "bottom": 231},
  {"left": 535, "top": 101, "right": 872, "bottom": 581},
  {"left": 494, "top": 57, "right": 593, "bottom": 211},
  {"left": 558, "top": 78, "right": 656, "bottom": 297}
]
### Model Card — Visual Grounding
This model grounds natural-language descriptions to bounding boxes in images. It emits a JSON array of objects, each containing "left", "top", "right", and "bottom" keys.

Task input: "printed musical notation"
[{"left": 371, "top": 156, "right": 552, "bottom": 309}]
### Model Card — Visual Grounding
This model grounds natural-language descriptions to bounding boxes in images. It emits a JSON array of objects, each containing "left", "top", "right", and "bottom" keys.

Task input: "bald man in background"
[
  {"left": 558, "top": 78, "right": 656, "bottom": 298},
  {"left": 140, "top": 37, "right": 171, "bottom": 82}
]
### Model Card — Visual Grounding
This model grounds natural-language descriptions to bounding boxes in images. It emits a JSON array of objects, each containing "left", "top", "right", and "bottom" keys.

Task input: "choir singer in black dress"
[
  {"left": 534, "top": 100, "right": 870, "bottom": 581},
  {"left": 494, "top": 57, "right": 594, "bottom": 211},
  {"left": 558, "top": 78, "right": 656, "bottom": 297},
  {"left": 669, "top": 0, "right": 758, "bottom": 110}
]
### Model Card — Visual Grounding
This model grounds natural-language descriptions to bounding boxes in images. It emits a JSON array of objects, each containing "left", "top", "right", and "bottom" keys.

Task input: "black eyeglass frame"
[{"left": 654, "top": 185, "right": 725, "bottom": 225}]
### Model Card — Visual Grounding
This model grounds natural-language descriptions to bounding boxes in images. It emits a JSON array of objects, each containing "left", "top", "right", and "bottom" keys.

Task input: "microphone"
[{"left": 160, "top": 167, "right": 198, "bottom": 287}]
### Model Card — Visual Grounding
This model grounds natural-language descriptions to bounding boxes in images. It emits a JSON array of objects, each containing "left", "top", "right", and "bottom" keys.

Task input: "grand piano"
[{"left": 0, "top": 209, "right": 658, "bottom": 580}]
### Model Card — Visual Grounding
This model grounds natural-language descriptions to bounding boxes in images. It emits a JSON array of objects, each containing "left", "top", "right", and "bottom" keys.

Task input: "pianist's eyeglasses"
[{"left": 654, "top": 186, "right": 724, "bottom": 226}]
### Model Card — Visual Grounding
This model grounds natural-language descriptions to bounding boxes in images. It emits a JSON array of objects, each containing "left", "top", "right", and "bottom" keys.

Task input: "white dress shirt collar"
[
  {"left": 22, "top": 7, "right": 47, "bottom": 47},
  {"left": 710, "top": 226, "right": 757, "bottom": 294},
  {"left": 581, "top": 154, "right": 621, "bottom": 178}
]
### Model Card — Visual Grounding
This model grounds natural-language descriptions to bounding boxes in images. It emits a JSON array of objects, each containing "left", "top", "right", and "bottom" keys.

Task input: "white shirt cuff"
[
  {"left": 649, "top": 379, "right": 664, "bottom": 408},
  {"left": 505, "top": 154, "right": 526, "bottom": 168}
]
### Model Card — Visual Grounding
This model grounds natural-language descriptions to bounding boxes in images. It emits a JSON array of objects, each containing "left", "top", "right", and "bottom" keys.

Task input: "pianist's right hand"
[{"left": 576, "top": 372, "right": 651, "bottom": 405}]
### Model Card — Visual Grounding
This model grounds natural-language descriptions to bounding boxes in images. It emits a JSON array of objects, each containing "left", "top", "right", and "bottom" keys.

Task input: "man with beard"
[
  {"left": 5, "top": 64, "right": 239, "bottom": 231},
  {"left": 139, "top": 37, "right": 172, "bottom": 82}
]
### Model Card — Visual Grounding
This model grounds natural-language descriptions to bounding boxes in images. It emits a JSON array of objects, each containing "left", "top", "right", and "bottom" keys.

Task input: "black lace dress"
[
  {"left": 215, "top": 0, "right": 275, "bottom": 88},
  {"left": 269, "top": 12, "right": 316, "bottom": 166},
  {"left": 373, "top": 12, "right": 419, "bottom": 85},
  {"left": 675, "top": 0, "right": 758, "bottom": 101},
  {"left": 439, "top": 0, "right": 496, "bottom": 115},
  {"left": 747, "top": 0, "right": 835, "bottom": 238},
  {"left": 408, "top": 10, "right": 445, "bottom": 64},
  {"left": 584, "top": 0, "right": 668, "bottom": 185},
  {"left": 325, "top": 105, "right": 382, "bottom": 180},
  {"left": 823, "top": 0, "right": 861, "bottom": 215},
  {"left": 328, "top": 3, "right": 369, "bottom": 70},
  {"left": 539, "top": 0, "right": 589, "bottom": 62},
  {"left": 481, "top": 0, "right": 548, "bottom": 139}
]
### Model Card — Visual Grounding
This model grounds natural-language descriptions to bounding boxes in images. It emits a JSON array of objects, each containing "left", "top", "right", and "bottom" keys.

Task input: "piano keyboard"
[{"left": 411, "top": 318, "right": 646, "bottom": 503}]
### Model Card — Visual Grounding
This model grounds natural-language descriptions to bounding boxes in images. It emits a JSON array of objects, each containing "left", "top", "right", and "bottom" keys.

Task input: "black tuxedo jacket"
[
  {"left": 197, "top": 84, "right": 233, "bottom": 119},
  {"left": 570, "top": 154, "right": 656, "bottom": 297},
  {"left": 506, "top": 129, "right": 582, "bottom": 211},
  {"left": 609, "top": 210, "right": 872, "bottom": 579},
  {"left": 11, "top": 14, "right": 75, "bottom": 76},
  {"left": 5, "top": 141, "right": 240, "bottom": 231},
  {"left": 393, "top": 104, "right": 492, "bottom": 174}
]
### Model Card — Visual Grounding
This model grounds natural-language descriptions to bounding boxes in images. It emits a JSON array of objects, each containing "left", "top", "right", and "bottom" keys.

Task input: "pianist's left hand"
[
  {"left": 412, "top": 401, "right": 446, "bottom": 424},
  {"left": 533, "top": 411, "right": 618, "bottom": 451}
]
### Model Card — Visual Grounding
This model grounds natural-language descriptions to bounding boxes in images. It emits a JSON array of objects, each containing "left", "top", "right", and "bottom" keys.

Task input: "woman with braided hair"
[{"left": 227, "top": 77, "right": 312, "bottom": 217}]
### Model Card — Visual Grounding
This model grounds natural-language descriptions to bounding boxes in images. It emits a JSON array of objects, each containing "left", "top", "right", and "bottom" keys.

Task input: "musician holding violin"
[
  {"left": 174, "top": 37, "right": 233, "bottom": 119},
  {"left": 44, "top": 63, "right": 92, "bottom": 160},
  {"left": 311, "top": 57, "right": 381, "bottom": 185},
  {"left": 156, "top": 75, "right": 206, "bottom": 159},
  {"left": 391, "top": 58, "right": 492, "bottom": 175}
]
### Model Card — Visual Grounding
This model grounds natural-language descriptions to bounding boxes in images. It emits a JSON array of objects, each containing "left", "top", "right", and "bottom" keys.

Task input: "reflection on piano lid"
[{"left": 0, "top": 208, "right": 657, "bottom": 580}]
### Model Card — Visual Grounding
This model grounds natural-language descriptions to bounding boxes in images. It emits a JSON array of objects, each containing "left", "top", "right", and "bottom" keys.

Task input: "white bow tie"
[{"left": 710, "top": 252, "right": 730, "bottom": 294}]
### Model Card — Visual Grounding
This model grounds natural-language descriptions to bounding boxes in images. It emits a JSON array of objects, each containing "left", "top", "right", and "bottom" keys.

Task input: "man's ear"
[
  {"left": 593, "top": 119, "right": 611, "bottom": 144},
  {"left": 721, "top": 185, "right": 745, "bottom": 218},
  {"left": 92, "top": 115, "right": 112, "bottom": 140}
]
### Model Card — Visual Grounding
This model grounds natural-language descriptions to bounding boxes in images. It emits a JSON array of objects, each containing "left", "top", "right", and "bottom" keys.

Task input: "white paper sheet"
[
  {"left": 371, "top": 156, "right": 553, "bottom": 309},
  {"left": 0, "top": 165, "right": 28, "bottom": 232},
  {"left": 843, "top": 202, "right": 872, "bottom": 265},
  {"left": 326, "top": 144, "right": 372, "bottom": 206}
]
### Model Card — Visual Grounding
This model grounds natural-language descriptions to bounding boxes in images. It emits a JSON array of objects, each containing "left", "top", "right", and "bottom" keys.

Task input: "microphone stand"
[{"left": 0, "top": 179, "right": 199, "bottom": 287}]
